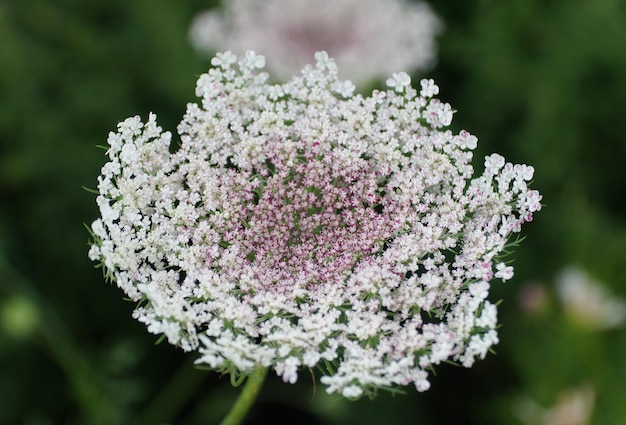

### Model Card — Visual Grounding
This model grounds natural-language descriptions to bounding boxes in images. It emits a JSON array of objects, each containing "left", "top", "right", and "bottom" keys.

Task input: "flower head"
[
  {"left": 516, "top": 383, "right": 595, "bottom": 425},
  {"left": 189, "top": 0, "right": 441, "bottom": 86},
  {"left": 89, "top": 51, "right": 541, "bottom": 398},
  {"left": 555, "top": 266, "right": 626, "bottom": 330}
]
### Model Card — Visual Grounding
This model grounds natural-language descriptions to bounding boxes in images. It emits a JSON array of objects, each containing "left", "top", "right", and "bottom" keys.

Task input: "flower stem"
[{"left": 219, "top": 367, "right": 268, "bottom": 425}]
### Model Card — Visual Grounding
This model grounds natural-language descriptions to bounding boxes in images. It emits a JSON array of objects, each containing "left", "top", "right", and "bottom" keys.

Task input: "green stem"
[{"left": 219, "top": 367, "right": 268, "bottom": 425}]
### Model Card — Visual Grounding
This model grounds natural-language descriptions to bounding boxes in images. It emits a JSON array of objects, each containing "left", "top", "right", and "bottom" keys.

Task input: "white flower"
[
  {"left": 386, "top": 72, "right": 412, "bottom": 92},
  {"left": 495, "top": 263, "right": 514, "bottom": 282},
  {"left": 485, "top": 153, "right": 506, "bottom": 174},
  {"left": 89, "top": 51, "right": 541, "bottom": 398},
  {"left": 242, "top": 50, "right": 266, "bottom": 69},
  {"left": 189, "top": 0, "right": 441, "bottom": 86},
  {"left": 342, "top": 385, "right": 363, "bottom": 399},
  {"left": 331, "top": 78, "right": 356, "bottom": 98},
  {"left": 420, "top": 78, "right": 439, "bottom": 98},
  {"left": 515, "top": 383, "right": 595, "bottom": 425},
  {"left": 210, "top": 50, "right": 237, "bottom": 68},
  {"left": 555, "top": 266, "right": 626, "bottom": 330}
]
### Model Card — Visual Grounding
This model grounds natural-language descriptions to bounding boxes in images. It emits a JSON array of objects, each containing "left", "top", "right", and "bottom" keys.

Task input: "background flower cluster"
[{"left": 1, "top": 0, "right": 625, "bottom": 424}]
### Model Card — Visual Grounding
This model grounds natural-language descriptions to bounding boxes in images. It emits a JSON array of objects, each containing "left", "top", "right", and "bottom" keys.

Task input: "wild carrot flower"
[
  {"left": 556, "top": 266, "right": 625, "bottom": 330},
  {"left": 88, "top": 51, "right": 541, "bottom": 398},
  {"left": 189, "top": 0, "right": 441, "bottom": 86},
  {"left": 515, "top": 383, "right": 595, "bottom": 425}
]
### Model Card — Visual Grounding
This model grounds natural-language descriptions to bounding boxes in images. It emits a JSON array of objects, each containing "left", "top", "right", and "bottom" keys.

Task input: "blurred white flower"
[
  {"left": 556, "top": 266, "right": 626, "bottom": 330},
  {"left": 189, "top": 0, "right": 441, "bottom": 86},
  {"left": 89, "top": 51, "right": 541, "bottom": 398},
  {"left": 515, "top": 383, "right": 595, "bottom": 425}
]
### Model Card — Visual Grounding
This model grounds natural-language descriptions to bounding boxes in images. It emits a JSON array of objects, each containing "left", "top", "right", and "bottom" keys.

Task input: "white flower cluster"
[
  {"left": 556, "top": 266, "right": 626, "bottom": 330},
  {"left": 89, "top": 51, "right": 541, "bottom": 398},
  {"left": 189, "top": 0, "right": 441, "bottom": 86},
  {"left": 516, "top": 383, "right": 595, "bottom": 425}
]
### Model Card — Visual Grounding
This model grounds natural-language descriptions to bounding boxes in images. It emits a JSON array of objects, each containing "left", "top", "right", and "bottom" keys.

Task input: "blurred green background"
[{"left": 1, "top": 0, "right": 625, "bottom": 424}]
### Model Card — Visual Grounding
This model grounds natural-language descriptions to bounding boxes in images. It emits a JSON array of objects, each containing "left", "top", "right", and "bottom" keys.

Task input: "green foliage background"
[{"left": 1, "top": 0, "right": 625, "bottom": 424}]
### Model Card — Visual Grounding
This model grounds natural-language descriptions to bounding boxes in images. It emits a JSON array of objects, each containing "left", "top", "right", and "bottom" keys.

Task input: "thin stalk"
[{"left": 219, "top": 367, "right": 268, "bottom": 425}]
